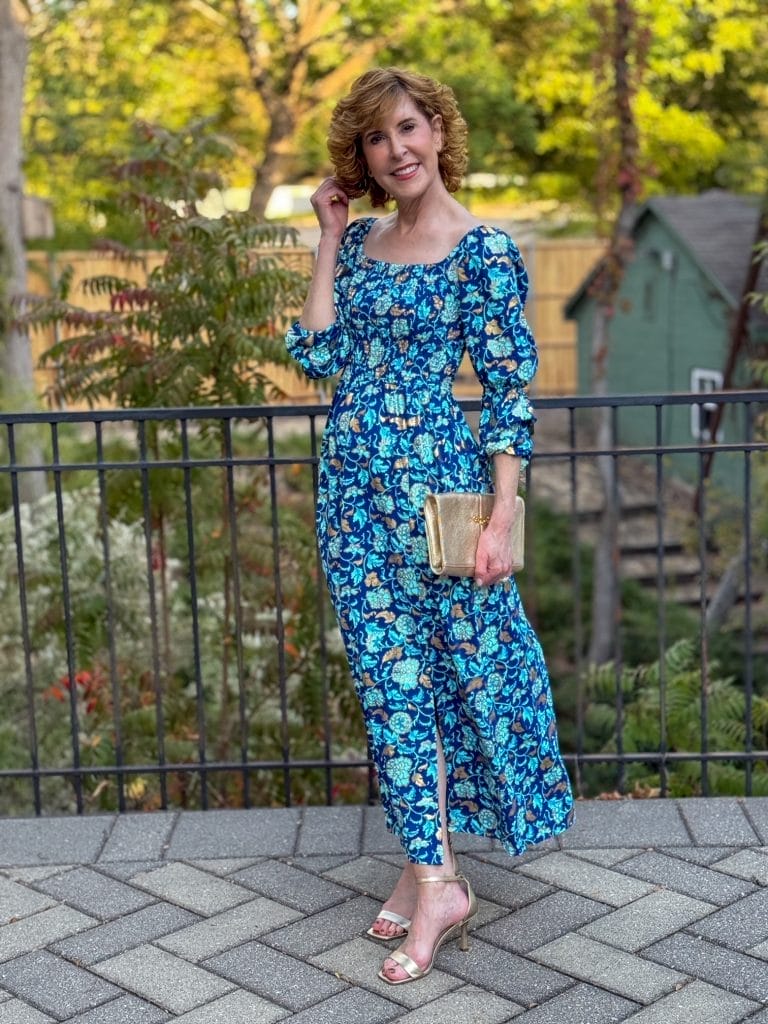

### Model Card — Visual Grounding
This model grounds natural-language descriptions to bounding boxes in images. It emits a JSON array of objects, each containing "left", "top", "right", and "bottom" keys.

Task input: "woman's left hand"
[
  {"left": 475, "top": 454, "right": 521, "bottom": 587},
  {"left": 474, "top": 521, "right": 514, "bottom": 588}
]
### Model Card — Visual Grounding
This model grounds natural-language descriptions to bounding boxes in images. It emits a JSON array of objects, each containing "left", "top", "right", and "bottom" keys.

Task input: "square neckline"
[{"left": 358, "top": 217, "right": 489, "bottom": 268}]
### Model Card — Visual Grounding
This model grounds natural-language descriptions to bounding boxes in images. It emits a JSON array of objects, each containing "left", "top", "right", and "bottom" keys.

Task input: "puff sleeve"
[
  {"left": 284, "top": 223, "right": 360, "bottom": 379},
  {"left": 459, "top": 229, "right": 538, "bottom": 466}
]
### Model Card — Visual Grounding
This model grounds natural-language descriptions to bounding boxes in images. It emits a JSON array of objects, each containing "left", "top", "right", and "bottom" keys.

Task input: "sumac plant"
[{"left": 17, "top": 122, "right": 321, "bottom": 807}]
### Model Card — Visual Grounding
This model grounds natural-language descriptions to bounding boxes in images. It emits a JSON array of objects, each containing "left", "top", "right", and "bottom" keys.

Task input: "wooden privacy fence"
[
  {"left": 24, "top": 246, "right": 318, "bottom": 406},
  {"left": 26, "top": 237, "right": 603, "bottom": 405}
]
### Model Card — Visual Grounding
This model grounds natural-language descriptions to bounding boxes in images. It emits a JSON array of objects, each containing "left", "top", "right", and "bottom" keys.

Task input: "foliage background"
[{"left": 22, "top": 0, "right": 768, "bottom": 245}]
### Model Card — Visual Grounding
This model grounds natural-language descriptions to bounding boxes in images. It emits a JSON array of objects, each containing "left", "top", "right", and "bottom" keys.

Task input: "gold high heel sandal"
[{"left": 377, "top": 873, "right": 477, "bottom": 985}]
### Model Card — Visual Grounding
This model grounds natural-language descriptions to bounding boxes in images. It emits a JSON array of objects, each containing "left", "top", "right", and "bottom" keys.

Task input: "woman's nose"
[{"left": 388, "top": 136, "right": 407, "bottom": 159}]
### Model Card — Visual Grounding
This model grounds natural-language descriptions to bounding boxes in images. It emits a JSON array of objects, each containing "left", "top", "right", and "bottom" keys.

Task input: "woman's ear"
[{"left": 431, "top": 114, "right": 444, "bottom": 152}]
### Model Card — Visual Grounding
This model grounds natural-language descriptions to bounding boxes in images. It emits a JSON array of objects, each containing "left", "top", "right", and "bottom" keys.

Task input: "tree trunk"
[
  {"left": 587, "top": 0, "right": 641, "bottom": 666},
  {"left": 248, "top": 106, "right": 295, "bottom": 219},
  {"left": 0, "top": 0, "right": 46, "bottom": 501},
  {"left": 588, "top": 312, "right": 620, "bottom": 666},
  {"left": 705, "top": 539, "right": 748, "bottom": 636},
  {"left": 231, "top": 0, "right": 296, "bottom": 220}
]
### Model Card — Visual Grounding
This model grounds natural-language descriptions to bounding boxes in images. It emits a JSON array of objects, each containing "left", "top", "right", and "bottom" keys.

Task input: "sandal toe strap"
[
  {"left": 386, "top": 949, "right": 424, "bottom": 979},
  {"left": 376, "top": 910, "right": 411, "bottom": 928}
]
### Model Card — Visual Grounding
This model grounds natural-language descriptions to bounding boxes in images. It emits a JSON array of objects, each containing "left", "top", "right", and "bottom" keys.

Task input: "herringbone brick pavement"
[{"left": 1, "top": 799, "right": 768, "bottom": 1022}]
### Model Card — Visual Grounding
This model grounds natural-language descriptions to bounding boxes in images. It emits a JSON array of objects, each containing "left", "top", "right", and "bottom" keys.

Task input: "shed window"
[{"left": 690, "top": 368, "right": 723, "bottom": 442}]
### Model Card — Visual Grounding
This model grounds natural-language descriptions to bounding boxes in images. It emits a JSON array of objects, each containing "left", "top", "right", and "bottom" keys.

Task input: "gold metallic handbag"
[{"left": 423, "top": 493, "right": 525, "bottom": 577}]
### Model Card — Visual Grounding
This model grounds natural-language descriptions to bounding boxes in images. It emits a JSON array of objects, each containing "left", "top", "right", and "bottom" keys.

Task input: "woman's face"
[{"left": 360, "top": 94, "right": 443, "bottom": 202}]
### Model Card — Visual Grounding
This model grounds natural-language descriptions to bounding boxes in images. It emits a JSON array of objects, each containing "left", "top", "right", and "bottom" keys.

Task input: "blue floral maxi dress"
[{"left": 286, "top": 218, "right": 573, "bottom": 864}]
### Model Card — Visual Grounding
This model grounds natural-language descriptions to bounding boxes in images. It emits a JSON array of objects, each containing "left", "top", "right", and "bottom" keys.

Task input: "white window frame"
[{"left": 690, "top": 368, "right": 724, "bottom": 442}]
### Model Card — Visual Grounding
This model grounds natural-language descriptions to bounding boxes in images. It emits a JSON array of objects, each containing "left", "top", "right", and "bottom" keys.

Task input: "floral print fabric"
[{"left": 286, "top": 218, "right": 573, "bottom": 863}]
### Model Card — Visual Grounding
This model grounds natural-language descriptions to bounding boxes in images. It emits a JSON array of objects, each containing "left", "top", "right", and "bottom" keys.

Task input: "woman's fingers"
[
  {"left": 310, "top": 179, "right": 350, "bottom": 234},
  {"left": 474, "top": 532, "right": 512, "bottom": 587},
  {"left": 311, "top": 178, "right": 349, "bottom": 210},
  {"left": 473, "top": 533, "right": 491, "bottom": 586}
]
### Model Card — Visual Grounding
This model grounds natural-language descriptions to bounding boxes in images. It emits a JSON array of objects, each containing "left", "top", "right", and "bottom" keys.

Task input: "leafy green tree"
[
  {"left": 506, "top": 0, "right": 768, "bottom": 207},
  {"left": 25, "top": 0, "right": 428, "bottom": 233},
  {"left": 21, "top": 0, "right": 768, "bottom": 241},
  {"left": 231, "top": 0, "right": 434, "bottom": 214},
  {"left": 24, "top": 0, "right": 263, "bottom": 244}
]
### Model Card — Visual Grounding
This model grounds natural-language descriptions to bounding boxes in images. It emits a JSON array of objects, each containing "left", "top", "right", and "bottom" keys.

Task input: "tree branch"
[
  {"left": 187, "top": 0, "right": 228, "bottom": 26},
  {"left": 232, "top": 0, "right": 268, "bottom": 96}
]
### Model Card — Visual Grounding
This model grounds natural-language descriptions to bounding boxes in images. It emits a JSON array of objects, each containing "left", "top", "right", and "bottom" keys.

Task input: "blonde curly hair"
[{"left": 327, "top": 68, "right": 468, "bottom": 208}]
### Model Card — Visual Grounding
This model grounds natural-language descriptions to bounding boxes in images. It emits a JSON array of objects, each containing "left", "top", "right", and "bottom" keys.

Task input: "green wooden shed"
[{"left": 564, "top": 189, "right": 768, "bottom": 490}]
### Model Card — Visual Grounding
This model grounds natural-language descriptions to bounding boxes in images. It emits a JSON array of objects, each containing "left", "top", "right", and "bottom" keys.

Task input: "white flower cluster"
[{"left": 0, "top": 484, "right": 153, "bottom": 693}]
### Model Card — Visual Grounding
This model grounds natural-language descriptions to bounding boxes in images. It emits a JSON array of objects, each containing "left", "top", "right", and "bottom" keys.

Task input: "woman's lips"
[{"left": 392, "top": 163, "right": 419, "bottom": 180}]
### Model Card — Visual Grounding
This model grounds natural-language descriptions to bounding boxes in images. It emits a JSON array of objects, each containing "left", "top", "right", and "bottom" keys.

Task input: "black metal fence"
[{"left": 0, "top": 390, "right": 766, "bottom": 816}]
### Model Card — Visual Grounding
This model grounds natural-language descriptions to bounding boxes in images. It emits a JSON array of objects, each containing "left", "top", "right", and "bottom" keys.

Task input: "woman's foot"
[
  {"left": 379, "top": 873, "right": 474, "bottom": 983},
  {"left": 367, "top": 862, "right": 418, "bottom": 940}
]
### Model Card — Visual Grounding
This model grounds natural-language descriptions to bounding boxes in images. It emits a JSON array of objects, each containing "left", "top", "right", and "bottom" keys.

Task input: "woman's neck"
[{"left": 392, "top": 189, "right": 459, "bottom": 236}]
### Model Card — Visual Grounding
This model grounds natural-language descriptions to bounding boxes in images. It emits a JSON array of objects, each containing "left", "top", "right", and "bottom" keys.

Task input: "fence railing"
[{"left": 1, "top": 390, "right": 766, "bottom": 816}]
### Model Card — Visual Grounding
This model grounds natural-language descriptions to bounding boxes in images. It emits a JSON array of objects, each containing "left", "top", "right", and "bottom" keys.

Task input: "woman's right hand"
[
  {"left": 299, "top": 178, "right": 349, "bottom": 331},
  {"left": 311, "top": 178, "right": 350, "bottom": 239}
]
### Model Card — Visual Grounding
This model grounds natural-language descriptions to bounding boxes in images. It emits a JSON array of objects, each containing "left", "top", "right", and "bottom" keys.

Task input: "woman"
[{"left": 285, "top": 67, "right": 573, "bottom": 986}]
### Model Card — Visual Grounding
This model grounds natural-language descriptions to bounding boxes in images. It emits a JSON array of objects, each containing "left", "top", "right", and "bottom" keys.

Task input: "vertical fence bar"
[
  {"left": 611, "top": 404, "right": 625, "bottom": 794},
  {"left": 181, "top": 419, "right": 209, "bottom": 809},
  {"left": 137, "top": 419, "right": 168, "bottom": 808},
  {"left": 697, "top": 433, "right": 710, "bottom": 797},
  {"left": 222, "top": 416, "right": 249, "bottom": 807},
  {"left": 655, "top": 403, "right": 669, "bottom": 796},
  {"left": 7, "top": 424, "right": 42, "bottom": 815},
  {"left": 266, "top": 415, "right": 292, "bottom": 806},
  {"left": 51, "top": 423, "right": 84, "bottom": 813},
  {"left": 569, "top": 406, "right": 585, "bottom": 797},
  {"left": 308, "top": 414, "right": 334, "bottom": 804},
  {"left": 743, "top": 403, "right": 754, "bottom": 795},
  {"left": 95, "top": 422, "right": 126, "bottom": 812}
]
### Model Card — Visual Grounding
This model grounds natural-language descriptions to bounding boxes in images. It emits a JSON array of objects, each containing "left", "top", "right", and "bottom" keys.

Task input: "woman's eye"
[{"left": 401, "top": 122, "right": 415, "bottom": 132}]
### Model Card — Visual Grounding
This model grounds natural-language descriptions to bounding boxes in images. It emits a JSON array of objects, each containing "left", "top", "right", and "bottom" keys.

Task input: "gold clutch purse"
[{"left": 423, "top": 493, "right": 525, "bottom": 577}]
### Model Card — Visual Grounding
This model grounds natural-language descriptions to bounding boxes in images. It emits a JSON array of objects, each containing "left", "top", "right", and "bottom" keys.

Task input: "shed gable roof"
[
  {"left": 565, "top": 189, "right": 767, "bottom": 318},
  {"left": 648, "top": 190, "right": 767, "bottom": 306}
]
